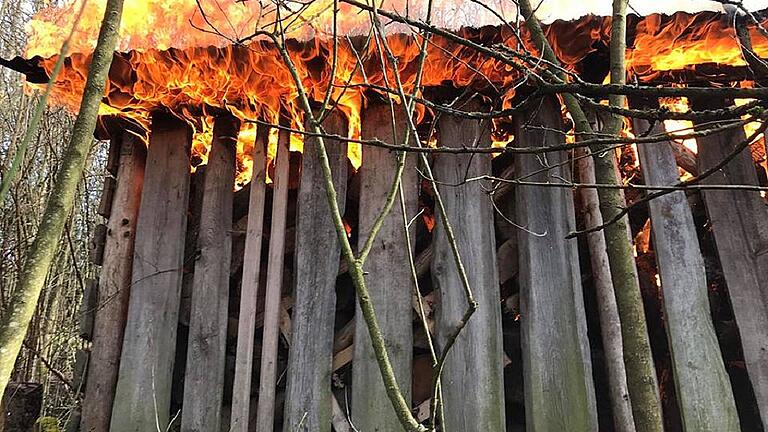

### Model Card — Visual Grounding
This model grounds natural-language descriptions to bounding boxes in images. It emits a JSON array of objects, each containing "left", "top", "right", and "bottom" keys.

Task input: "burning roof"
[
  {"left": 10, "top": 0, "right": 768, "bottom": 184},
  {"left": 23, "top": 0, "right": 768, "bottom": 57}
]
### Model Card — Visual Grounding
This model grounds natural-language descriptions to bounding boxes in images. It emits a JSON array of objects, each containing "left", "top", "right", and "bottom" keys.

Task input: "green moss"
[{"left": 37, "top": 416, "right": 60, "bottom": 432}]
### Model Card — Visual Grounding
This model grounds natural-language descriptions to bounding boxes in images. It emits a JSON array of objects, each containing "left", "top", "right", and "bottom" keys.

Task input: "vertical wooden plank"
[
  {"left": 110, "top": 114, "right": 191, "bottom": 432},
  {"left": 635, "top": 120, "right": 739, "bottom": 431},
  {"left": 351, "top": 103, "right": 416, "bottom": 431},
  {"left": 181, "top": 115, "right": 239, "bottom": 432},
  {"left": 254, "top": 128, "right": 291, "bottom": 432},
  {"left": 89, "top": 224, "right": 107, "bottom": 265},
  {"left": 230, "top": 126, "right": 268, "bottom": 432},
  {"left": 78, "top": 279, "right": 98, "bottom": 341},
  {"left": 432, "top": 99, "right": 506, "bottom": 431},
  {"left": 282, "top": 109, "right": 348, "bottom": 432},
  {"left": 692, "top": 98, "right": 768, "bottom": 428},
  {"left": 514, "top": 97, "right": 596, "bottom": 431},
  {"left": 81, "top": 132, "right": 145, "bottom": 432},
  {"left": 98, "top": 177, "right": 116, "bottom": 218}
]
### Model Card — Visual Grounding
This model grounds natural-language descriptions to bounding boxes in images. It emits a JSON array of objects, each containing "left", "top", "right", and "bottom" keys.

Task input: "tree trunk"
[
  {"left": 0, "top": 0, "right": 124, "bottom": 396},
  {"left": 575, "top": 145, "right": 635, "bottom": 432},
  {"left": 516, "top": 3, "right": 664, "bottom": 430}
]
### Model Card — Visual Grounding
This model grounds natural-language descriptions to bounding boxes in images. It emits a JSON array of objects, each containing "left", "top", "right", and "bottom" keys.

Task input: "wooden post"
[
  {"left": 635, "top": 118, "right": 739, "bottom": 431},
  {"left": 432, "top": 99, "right": 506, "bottom": 431},
  {"left": 181, "top": 115, "right": 239, "bottom": 432},
  {"left": 110, "top": 114, "right": 191, "bottom": 432},
  {"left": 230, "top": 126, "right": 268, "bottom": 431},
  {"left": 351, "top": 103, "right": 416, "bottom": 431},
  {"left": 81, "top": 132, "right": 145, "bottom": 432},
  {"left": 691, "top": 98, "right": 768, "bottom": 428},
  {"left": 513, "top": 97, "right": 596, "bottom": 431},
  {"left": 282, "top": 109, "right": 348, "bottom": 432},
  {"left": 254, "top": 128, "right": 291, "bottom": 432}
]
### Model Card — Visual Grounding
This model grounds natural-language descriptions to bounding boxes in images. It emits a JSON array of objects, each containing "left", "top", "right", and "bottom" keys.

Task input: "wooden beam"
[
  {"left": 181, "top": 115, "right": 239, "bottom": 432},
  {"left": 283, "top": 109, "right": 348, "bottom": 432},
  {"left": 691, "top": 98, "right": 768, "bottom": 428},
  {"left": 254, "top": 128, "right": 291, "bottom": 432},
  {"left": 110, "top": 114, "right": 191, "bottom": 432},
  {"left": 81, "top": 132, "right": 145, "bottom": 432},
  {"left": 352, "top": 103, "right": 416, "bottom": 431},
  {"left": 513, "top": 97, "right": 596, "bottom": 430},
  {"left": 432, "top": 99, "right": 506, "bottom": 431},
  {"left": 230, "top": 125, "right": 267, "bottom": 432},
  {"left": 636, "top": 119, "right": 739, "bottom": 430}
]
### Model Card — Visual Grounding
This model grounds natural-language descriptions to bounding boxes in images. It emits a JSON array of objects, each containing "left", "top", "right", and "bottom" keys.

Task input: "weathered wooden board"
[
  {"left": 78, "top": 278, "right": 98, "bottom": 342},
  {"left": 514, "top": 97, "right": 596, "bottom": 431},
  {"left": 110, "top": 114, "right": 191, "bottom": 432},
  {"left": 432, "top": 99, "right": 506, "bottom": 431},
  {"left": 692, "top": 100, "right": 768, "bottom": 428},
  {"left": 81, "top": 132, "right": 145, "bottom": 432},
  {"left": 636, "top": 119, "right": 739, "bottom": 431},
  {"left": 181, "top": 115, "right": 239, "bottom": 432},
  {"left": 230, "top": 126, "right": 268, "bottom": 432},
  {"left": 98, "top": 176, "right": 116, "bottom": 218},
  {"left": 254, "top": 128, "right": 291, "bottom": 432},
  {"left": 88, "top": 223, "right": 107, "bottom": 265},
  {"left": 351, "top": 103, "right": 417, "bottom": 431},
  {"left": 283, "top": 109, "right": 348, "bottom": 432}
]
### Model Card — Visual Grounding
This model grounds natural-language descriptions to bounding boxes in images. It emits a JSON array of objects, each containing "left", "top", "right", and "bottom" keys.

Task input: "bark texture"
[{"left": 0, "top": 0, "right": 124, "bottom": 396}]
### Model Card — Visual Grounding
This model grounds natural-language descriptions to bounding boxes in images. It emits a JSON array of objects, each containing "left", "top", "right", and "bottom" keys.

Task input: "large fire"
[{"left": 22, "top": 0, "right": 768, "bottom": 184}]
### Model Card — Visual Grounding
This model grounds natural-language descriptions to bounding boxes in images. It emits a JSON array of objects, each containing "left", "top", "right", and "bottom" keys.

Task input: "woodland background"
[{"left": 0, "top": 0, "right": 102, "bottom": 424}]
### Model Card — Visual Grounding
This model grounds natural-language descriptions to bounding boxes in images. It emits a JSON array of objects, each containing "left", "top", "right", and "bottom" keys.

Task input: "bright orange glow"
[
  {"left": 627, "top": 12, "right": 768, "bottom": 76},
  {"left": 660, "top": 96, "right": 698, "bottom": 154}
]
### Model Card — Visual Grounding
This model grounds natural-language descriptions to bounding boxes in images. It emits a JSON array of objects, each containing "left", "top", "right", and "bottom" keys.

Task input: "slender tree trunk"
[
  {"left": 0, "top": 0, "right": 124, "bottom": 396},
  {"left": 575, "top": 146, "right": 636, "bottom": 432},
  {"left": 517, "top": 1, "right": 664, "bottom": 431}
]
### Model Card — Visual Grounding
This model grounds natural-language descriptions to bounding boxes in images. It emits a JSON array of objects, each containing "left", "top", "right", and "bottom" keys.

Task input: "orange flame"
[{"left": 23, "top": 2, "right": 768, "bottom": 184}]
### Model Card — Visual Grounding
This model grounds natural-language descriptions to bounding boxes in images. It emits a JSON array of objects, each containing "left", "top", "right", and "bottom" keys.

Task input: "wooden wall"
[{"left": 81, "top": 95, "right": 767, "bottom": 432}]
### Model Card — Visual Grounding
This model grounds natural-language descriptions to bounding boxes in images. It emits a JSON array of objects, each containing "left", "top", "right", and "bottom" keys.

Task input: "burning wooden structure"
[{"left": 7, "top": 3, "right": 768, "bottom": 432}]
